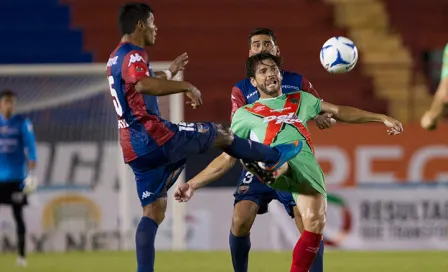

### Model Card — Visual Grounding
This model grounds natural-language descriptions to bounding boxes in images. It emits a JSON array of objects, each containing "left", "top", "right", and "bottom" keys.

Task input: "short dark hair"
[
  {"left": 248, "top": 28, "right": 277, "bottom": 46},
  {"left": 119, "top": 2, "right": 153, "bottom": 35},
  {"left": 0, "top": 90, "right": 16, "bottom": 99},
  {"left": 246, "top": 53, "right": 283, "bottom": 78}
]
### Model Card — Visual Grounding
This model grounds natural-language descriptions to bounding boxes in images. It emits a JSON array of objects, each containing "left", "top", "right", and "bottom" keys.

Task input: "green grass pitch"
[{"left": 1, "top": 251, "right": 448, "bottom": 271}]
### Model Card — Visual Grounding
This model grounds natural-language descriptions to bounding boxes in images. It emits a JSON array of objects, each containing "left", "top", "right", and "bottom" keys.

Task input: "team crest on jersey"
[
  {"left": 237, "top": 185, "right": 249, "bottom": 194},
  {"left": 290, "top": 98, "right": 299, "bottom": 104},
  {"left": 197, "top": 123, "right": 209, "bottom": 133}
]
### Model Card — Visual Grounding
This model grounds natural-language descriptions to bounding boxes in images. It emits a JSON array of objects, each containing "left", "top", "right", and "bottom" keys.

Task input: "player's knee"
[
  {"left": 142, "top": 198, "right": 167, "bottom": 225},
  {"left": 231, "top": 214, "right": 253, "bottom": 236},
  {"left": 303, "top": 213, "right": 326, "bottom": 234},
  {"left": 213, "top": 124, "right": 234, "bottom": 148}
]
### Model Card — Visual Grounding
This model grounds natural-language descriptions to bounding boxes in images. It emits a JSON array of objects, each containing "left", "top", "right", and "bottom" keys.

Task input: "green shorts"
[{"left": 269, "top": 151, "right": 326, "bottom": 200}]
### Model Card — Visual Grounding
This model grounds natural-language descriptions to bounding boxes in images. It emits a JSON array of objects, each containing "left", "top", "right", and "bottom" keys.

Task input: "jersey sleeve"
[
  {"left": 301, "top": 77, "right": 321, "bottom": 99},
  {"left": 122, "top": 50, "right": 150, "bottom": 84},
  {"left": 300, "top": 91, "right": 322, "bottom": 120},
  {"left": 21, "top": 119, "right": 37, "bottom": 162},
  {"left": 441, "top": 43, "right": 448, "bottom": 80},
  {"left": 231, "top": 86, "right": 246, "bottom": 119},
  {"left": 231, "top": 108, "right": 251, "bottom": 139}
]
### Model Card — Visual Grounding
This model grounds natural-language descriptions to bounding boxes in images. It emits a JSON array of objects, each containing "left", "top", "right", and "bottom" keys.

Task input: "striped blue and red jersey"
[
  {"left": 230, "top": 70, "right": 320, "bottom": 117},
  {"left": 106, "top": 42, "right": 177, "bottom": 163}
]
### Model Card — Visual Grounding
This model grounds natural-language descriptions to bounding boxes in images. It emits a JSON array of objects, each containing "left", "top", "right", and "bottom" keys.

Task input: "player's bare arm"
[
  {"left": 320, "top": 101, "right": 403, "bottom": 135},
  {"left": 421, "top": 76, "right": 448, "bottom": 130},
  {"left": 135, "top": 78, "right": 202, "bottom": 108},
  {"left": 174, "top": 153, "right": 236, "bottom": 202}
]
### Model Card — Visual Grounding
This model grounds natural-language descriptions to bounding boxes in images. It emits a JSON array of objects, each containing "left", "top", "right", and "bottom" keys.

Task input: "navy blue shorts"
[
  {"left": 234, "top": 170, "right": 296, "bottom": 218},
  {"left": 129, "top": 122, "right": 217, "bottom": 207}
]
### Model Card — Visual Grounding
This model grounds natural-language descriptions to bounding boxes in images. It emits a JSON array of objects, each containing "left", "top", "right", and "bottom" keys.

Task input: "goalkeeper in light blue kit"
[{"left": 0, "top": 90, "right": 38, "bottom": 267}]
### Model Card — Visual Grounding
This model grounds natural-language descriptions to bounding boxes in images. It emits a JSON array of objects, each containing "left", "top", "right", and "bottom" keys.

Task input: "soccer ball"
[{"left": 320, "top": 36, "right": 358, "bottom": 74}]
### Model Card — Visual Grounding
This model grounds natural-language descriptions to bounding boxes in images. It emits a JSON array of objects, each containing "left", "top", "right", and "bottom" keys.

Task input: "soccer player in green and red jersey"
[{"left": 231, "top": 53, "right": 403, "bottom": 272}]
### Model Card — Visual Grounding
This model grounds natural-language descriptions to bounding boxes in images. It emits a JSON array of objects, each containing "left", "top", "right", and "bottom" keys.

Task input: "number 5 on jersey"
[{"left": 108, "top": 76, "right": 123, "bottom": 117}]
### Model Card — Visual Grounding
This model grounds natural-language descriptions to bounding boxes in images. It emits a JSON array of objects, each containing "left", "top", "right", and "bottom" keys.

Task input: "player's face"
[
  {"left": 141, "top": 13, "right": 157, "bottom": 46},
  {"left": 250, "top": 59, "right": 283, "bottom": 96},
  {"left": 249, "top": 35, "right": 280, "bottom": 57},
  {"left": 0, "top": 96, "right": 16, "bottom": 116}
]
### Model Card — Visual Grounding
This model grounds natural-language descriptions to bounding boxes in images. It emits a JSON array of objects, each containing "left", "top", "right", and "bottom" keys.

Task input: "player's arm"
[
  {"left": 21, "top": 119, "right": 39, "bottom": 193},
  {"left": 21, "top": 119, "right": 37, "bottom": 170},
  {"left": 134, "top": 76, "right": 191, "bottom": 96},
  {"left": 187, "top": 153, "right": 237, "bottom": 190},
  {"left": 426, "top": 78, "right": 448, "bottom": 117},
  {"left": 122, "top": 51, "right": 201, "bottom": 107},
  {"left": 421, "top": 44, "right": 448, "bottom": 130},
  {"left": 320, "top": 101, "right": 403, "bottom": 135},
  {"left": 153, "top": 71, "right": 168, "bottom": 79}
]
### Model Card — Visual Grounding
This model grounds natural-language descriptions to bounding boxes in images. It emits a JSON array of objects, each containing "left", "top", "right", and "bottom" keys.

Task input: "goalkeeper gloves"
[{"left": 21, "top": 171, "right": 38, "bottom": 194}]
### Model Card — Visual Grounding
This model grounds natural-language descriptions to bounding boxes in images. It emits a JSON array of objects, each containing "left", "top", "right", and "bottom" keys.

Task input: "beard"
[{"left": 258, "top": 83, "right": 281, "bottom": 97}]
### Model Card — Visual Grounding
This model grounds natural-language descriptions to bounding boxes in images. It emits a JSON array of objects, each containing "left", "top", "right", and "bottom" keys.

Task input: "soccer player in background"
[
  {"left": 231, "top": 53, "right": 402, "bottom": 272},
  {"left": 0, "top": 90, "right": 38, "bottom": 267},
  {"left": 174, "top": 28, "right": 330, "bottom": 272},
  {"left": 108, "top": 4, "right": 303, "bottom": 272},
  {"left": 421, "top": 43, "right": 448, "bottom": 130}
]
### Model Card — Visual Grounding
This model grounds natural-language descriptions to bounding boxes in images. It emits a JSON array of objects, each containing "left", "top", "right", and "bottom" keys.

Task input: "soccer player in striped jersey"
[{"left": 108, "top": 4, "right": 304, "bottom": 272}]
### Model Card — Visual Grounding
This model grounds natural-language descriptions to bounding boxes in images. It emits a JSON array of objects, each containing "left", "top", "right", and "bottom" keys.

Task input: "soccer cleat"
[
  {"left": 16, "top": 257, "right": 27, "bottom": 267},
  {"left": 241, "top": 160, "right": 277, "bottom": 185},
  {"left": 264, "top": 140, "right": 303, "bottom": 172}
]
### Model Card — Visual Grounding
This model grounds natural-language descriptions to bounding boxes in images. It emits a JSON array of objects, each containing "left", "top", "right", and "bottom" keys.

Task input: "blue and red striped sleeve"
[
  {"left": 122, "top": 50, "right": 150, "bottom": 84},
  {"left": 230, "top": 86, "right": 246, "bottom": 120},
  {"left": 301, "top": 77, "right": 321, "bottom": 99}
]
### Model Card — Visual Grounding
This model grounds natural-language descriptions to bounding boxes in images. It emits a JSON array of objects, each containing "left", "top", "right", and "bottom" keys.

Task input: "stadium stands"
[
  {"left": 62, "top": 0, "right": 388, "bottom": 122},
  {"left": 2, "top": 0, "right": 445, "bottom": 122},
  {"left": 0, "top": 0, "right": 92, "bottom": 63}
]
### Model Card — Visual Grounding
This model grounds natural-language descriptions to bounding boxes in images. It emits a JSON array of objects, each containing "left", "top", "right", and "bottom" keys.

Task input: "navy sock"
[
  {"left": 136, "top": 217, "right": 158, "bottom": 272},
  {"left": 222, "top": 135, "right": 280, "bottom": 163},
  {"left": 229, "top": 232, "right": 251, "bottom": 272},
  {"left": 309, "top": 239, "right": 324, "bottom": 272}
]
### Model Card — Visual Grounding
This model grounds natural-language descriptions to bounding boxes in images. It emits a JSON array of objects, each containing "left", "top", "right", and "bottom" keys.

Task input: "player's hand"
[
  {"left": 22, "top": 174, "right": 38, "bottom": 194},
  {"left": 383, "top": 116, "right": 403, "bottom": 135},
  {"left": 314, "top": 113, "right": 334, "bottom": 130},
  {"left": 185, "top": 83, "right": 202, "bottom": 109},
  {"left": 421, "top": 111, "right": 438, "bottom": 131},
  {"left": 169, "top": 52, "right": 189, "bottom": 76},
  {"left": 174, "top": 182, "right": 195, "bottom": 202}
]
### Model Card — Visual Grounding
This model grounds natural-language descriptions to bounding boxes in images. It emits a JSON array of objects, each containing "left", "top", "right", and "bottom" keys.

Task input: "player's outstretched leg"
[{"left": 213, "top": 124, "right": 303, "bottom": 172}]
